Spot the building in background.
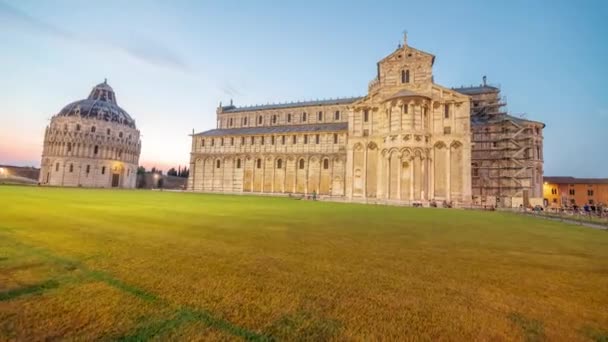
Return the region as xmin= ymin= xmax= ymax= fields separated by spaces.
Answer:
xmin=543 ymin=177 xmax=608 ymax=208
xmin=189 ymin=35 xmax=473 ymax=206
xmin=454 ymin=79 xmax=545 ymax=208
xmin=39 ymin=81 xmax=141 ymax=188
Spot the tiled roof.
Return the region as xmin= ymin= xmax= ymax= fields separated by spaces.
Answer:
xmin=386 ymin=89 xmax=428 ymax=101
xmin=453 ymin=85 xmax=499 ymax=95
xmin=544 ymin=177 xmax=608 ymax=185
xmin=471 ymin=113 xmax=545 ymax=127
xmin=194 ymin=122 xmax=348 ymax=137
xmin=220 ymin=97 xmax=363 ymax=113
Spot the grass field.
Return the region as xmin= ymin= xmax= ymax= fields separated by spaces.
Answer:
xmin=1 ymin=186 xmax=607 ymax=341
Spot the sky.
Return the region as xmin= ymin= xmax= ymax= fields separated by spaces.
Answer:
xmin=0 ymin=0 xmax=606 ymax=176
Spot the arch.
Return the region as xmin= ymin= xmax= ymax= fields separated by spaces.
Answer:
xmin=434 ymin=141 xmax=447 ymax=149
xmin=298 ymin=158 xmax=305 ymax=169
xmin=450 ymin=140 xmax=463 ymax=148
xmin=276 ymin=158 xmax=283 ymax=169
xmin=353 ymin=142 xmax=364 ymax=151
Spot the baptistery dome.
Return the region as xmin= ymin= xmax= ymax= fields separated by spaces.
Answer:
xmin=39 ymin=80 xmax=141 ymax=188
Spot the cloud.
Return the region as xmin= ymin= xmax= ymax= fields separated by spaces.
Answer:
xmin=0 ymin=1 xmax=190 ymax=72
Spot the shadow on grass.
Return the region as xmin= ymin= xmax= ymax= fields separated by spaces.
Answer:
xmin=508 ymin=312 xmax=545 ymax=342
xmin=0 ymin=279 xmax=60 ymax=301
xmin=581 ymin=326 xmax=608 ymax=342
xmin=115 ymin=308 xmax=272 ymax=342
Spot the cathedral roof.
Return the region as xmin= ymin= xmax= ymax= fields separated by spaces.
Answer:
xmin=55 ymin=80 xmax=136 ymax=128
xmin=471 ymin=113 xmax=545 ymax=128
xmin=385 ymin=89 xmax=429 ymax=101
xmin=194 ymin=122 xmax=348 ymax=137
xmin=219 ymin=97 xmax=363 ymax=113
xmin=453 ymin=85 xmax=499 ymax=95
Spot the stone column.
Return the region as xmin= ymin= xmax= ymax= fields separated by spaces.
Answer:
xmin=363 ymin=146 xmax=368 ymax=198
xmin=409 ymin=159 xmax=414 ymax=202
xmin=421 ymin=157 xmax=426 ymax=200
xmin=397 ymin=156 xmax=402 ymax=201
xmin=446 ymin=147 xmax=451 ymax=201
xmin=429 ymin=154 xmax=435 ymax=199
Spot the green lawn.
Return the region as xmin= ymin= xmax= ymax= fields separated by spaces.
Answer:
xmin=0 ymin=185 xmax=607 ymax=341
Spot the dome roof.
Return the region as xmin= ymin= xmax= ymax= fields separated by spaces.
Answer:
xmin=56 ymin=80 xmax=136 ymax=128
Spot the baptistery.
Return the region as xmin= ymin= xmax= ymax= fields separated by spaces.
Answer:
xmin=39 ymin=80 xmax=141 ymax=188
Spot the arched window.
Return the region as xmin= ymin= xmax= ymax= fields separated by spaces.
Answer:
xmin=292 ymin=135 xmax=296 ymax=144
xmin=272 ymin=115 xmax=277 ymax=124
xmin=76 ymin=124 xmax=81 ymax=131
xmin=216 ymin=160 xmax=221 ymax=168
xmin=401 ymin=69 xmax=410 ymax=83
xmin=243 ymin=117 xmax=248 ymax=126
xmin=251 ymin=136 xmax=254 ymax=144
xmin=287 ymin=113 xmax=292 ymax=123
xmin=211 ymin=139 xmax=215 ymax=146
xmin=229 ymin=118 xmax=233 ymax=127
xmin=55 ymin=163 xmax=59 ymax=171
xmin=318 ymin=111 xmax=323 ymax=121
xmin=91 ymin=126 xmax=96 ymax=133
xmin=334 ymin=111 xmax=340 ymax=120
xmin=257 ymin=158 xmax=262 ymax=169
xmin=67 ymin=142 xmax=72 ymax=152
xmin=364 ymin=110 xmax=369 ymax=122
xmin=271 ymin=136 xmax=275 ymax=145
xmin=261 ymin=136 xmax=265 ymax=145
xmin=315 ymin=134 xmax=320 ymax=144
xmin=241 ymin=137 xmax=245 ymax=145
xmin=258 ymin=115 xmax=263 ymax=124
xmin=220 ymin=138 xmax=224 ymax=146
xmin=236 ymin=159 xmax=241 ymax=169
xmin=281 ymin=135 xmax=285 ymax=144
xmin=333 ymin=133 xmax=338 ymax=144
xmin=107 ymin=128 xmax=111 ymax=135
xmin=101 ymin=166 xmax=106 ymax=175
xmin=472 ymin=163 xmax=479 ymax=177
xmin=277 ymin=159 xmax=282 ymax=169
xmin=201 ymin=139 xmax=205 ymax=147
xmin=86 ymin=165 xmax=90 ymax=174
xmin=444 ymin=104 xmax=450 ymax=119
xmin=299 ymin=159 xmax=305 ymax=169
xmin=302 ymin=112 xmax=307 ymax=122
xmin=323 ymin=159 xmax=329 ymax=169
xmin=230 ymin=137 xmax=234 ymax=146
xmin=304 ymin=135 xmax=308 ymax=144
xmin=119 ymin=132 xmax=123 ymax=138
xmin=94 ymin=145 xmax=99 ymax=155
xmin=69 ymin=164 xmax=73 ymax=172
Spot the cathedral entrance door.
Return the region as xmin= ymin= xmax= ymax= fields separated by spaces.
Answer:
xmin=111 ymin=173 xmax=120 ymax=187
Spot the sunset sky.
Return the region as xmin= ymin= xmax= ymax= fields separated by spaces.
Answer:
xmin=1 ymin=0 xmax=606 ymax=175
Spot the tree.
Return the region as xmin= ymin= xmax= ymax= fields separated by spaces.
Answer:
xmin=137 ymin=166 xmax=146 ymax=175
xmin=167 ymin=168 xmax=177 ymax=177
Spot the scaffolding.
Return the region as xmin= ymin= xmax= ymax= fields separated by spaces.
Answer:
xmin=454 ymin=80 xmax=545 ymax=207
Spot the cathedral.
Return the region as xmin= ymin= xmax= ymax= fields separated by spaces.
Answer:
xmin=188 ymin=35 xmax=476 ymax=205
